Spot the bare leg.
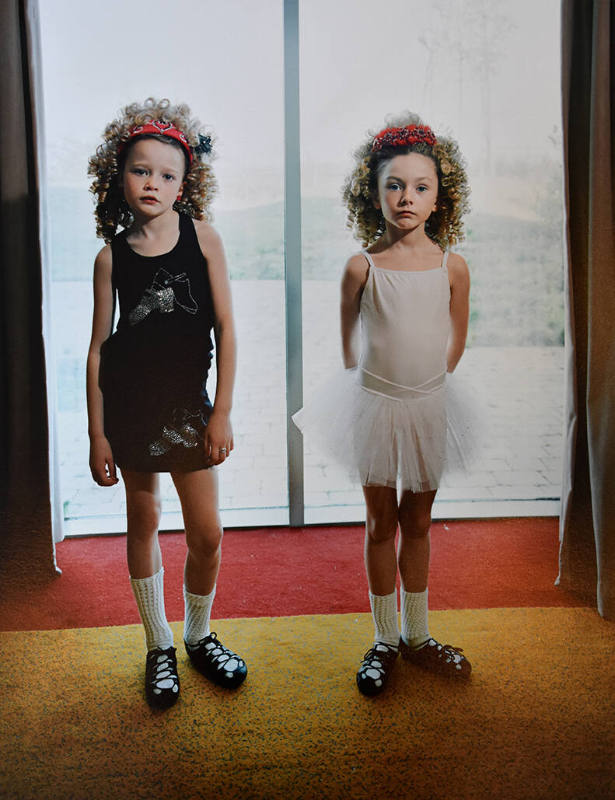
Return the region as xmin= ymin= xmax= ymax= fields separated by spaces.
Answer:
xmin=397 ymin=489 xmax=436 ymax=592
xmin=122 ymin=468 xmax=175 ymax=694
xmin=397 ymin=489 xmax=435 ymax=650
xmin=362 ymin=485 xmax=400 ymax=595
xmin=396 ymin=490 xmax=472 ymax=675
xmin=122 ymin=470 xmax=162 ymax=578
xmin=171 ymin=468 xmax=222 ymax=596
xmin=173 ymin=468 xmax=247 ymax=688
xmin=356 ymin=485 xmax=401 ymax=696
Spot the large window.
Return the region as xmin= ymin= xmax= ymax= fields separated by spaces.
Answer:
xmin=40 ymin=0 xmax=563 ymax=534
xmin=40 ymin=0 xmax=286 ymax=533
xmin=299 ymin=0 xmax=564 ymax=522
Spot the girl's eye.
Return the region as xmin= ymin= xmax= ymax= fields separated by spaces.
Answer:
xmin=132 ymin=168 xmax=147 ymax=176
xmin=163 ymin=174 xmax=176 ymax=181
xmin=417 ymin=185 xmax=428 ymax=192
xmin=387 ymin=182 xmax=402 ymax=191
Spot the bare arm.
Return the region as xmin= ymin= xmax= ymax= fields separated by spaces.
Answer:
xmin=340 ymin=254 xmax=369 ymax=369
xmin=196 ymin=221 xmax=236 ymax=465
xmin=446 ymin=254 xmax=470 ymax=372
xmin=86 ymin=245 xmax=118 ymax=485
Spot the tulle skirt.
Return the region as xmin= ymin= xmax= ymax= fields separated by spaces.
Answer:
xmin=293 ymin=367 xmax=475 ymax=493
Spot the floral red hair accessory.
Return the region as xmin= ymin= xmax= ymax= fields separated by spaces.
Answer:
xmin=122 ymin=120 xmax=193 ymax=162
xmin=371 ymin=124 xmax=436 ymax=152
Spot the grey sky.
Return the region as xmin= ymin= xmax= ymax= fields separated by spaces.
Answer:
xmin=39 ymin=0 xmax=560 ymax=210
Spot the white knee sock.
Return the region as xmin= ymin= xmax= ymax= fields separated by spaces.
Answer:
xmin=369 ymin=590 xmax=400 ymax=648
xmin=183 ymin=585 xmax=216 ymax=645
xmin=400 ymin=587 xmax=430 ymax=649
xmin=130 ymin=567 xmax=174 ymax=651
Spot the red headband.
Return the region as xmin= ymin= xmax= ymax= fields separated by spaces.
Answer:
xmin=122 ymin=120 xmax=193 ymax=163
xmin=372 ymin=124 xmax=436 ymax=152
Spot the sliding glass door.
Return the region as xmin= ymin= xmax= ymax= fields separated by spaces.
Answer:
xmin=40 ymin=0 xmax=563 ymax=534
xmin=299 ymin=0 xmax=564 ymax=523
xmin=40 ymin=0 xmax=287 ymax=532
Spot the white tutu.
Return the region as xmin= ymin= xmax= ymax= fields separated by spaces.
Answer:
xmin=293 ymin=366 xmax=476 ymax=493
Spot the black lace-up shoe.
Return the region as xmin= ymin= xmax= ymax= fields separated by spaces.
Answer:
xmin=399 ymin=637 xmax=471 ymax=679
xmin=185 ymin=632 xmax=247 ymax=689
xmin=356 ymin=642 xmax=399 ymax=696
xmin=145 ymin=646 xmax=180 ymax=709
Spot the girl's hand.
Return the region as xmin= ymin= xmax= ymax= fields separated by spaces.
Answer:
xmin=89 ymin=435 xmax=118 ymax=486
xmin=204 ymin=409 xmax=234 ymax=466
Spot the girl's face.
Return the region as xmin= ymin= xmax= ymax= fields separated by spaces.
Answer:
xmin=374 ymin=152 xmax=438 ymax=233
xmin=121 ymin=137 xmax=186 ymax=220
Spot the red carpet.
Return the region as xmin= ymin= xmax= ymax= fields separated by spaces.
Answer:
xmin=1 ymin=518 xmax=581 ymax=631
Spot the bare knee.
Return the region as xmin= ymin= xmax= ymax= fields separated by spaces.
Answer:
xmin=186 ymin=523 xmax=223 ymax=561
xmin=399 ymin=508 xmax=432 ymax=539
xmin=366 ymin=509 xmax=398 ymax=545
xmin=126 ymin=495 xmax=161 ymax=541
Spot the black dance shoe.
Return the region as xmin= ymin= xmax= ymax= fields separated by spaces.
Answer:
xmin=185 ymin=632 xmax=247 ymax=689
xmin=145 ymin=646 xmax=180 ymax=709
xmin=356 ymin=642 xmax=399 ymax=696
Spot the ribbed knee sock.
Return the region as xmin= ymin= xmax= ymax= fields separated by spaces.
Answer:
xmin=183 ymin=585 xmax=216 ymax=645
xmin=400 ymin=587 xmax=430 ymax=649
xmin=369 ymin=590 xmax=400 ymax=648
xmin=130 ymin=567 xmax=174 ymax=651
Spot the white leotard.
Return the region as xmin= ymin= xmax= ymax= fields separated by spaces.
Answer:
xmin=358 ymin=250 xmax=450 ymax=400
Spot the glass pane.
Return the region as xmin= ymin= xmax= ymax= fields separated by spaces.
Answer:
xmin=299 ymin=0 xmax=564 ymax=522
xmin=39 ymin=0 xmax=286 ymax=533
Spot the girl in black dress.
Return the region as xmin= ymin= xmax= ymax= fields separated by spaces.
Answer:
xmin=87 ymin=98 xmax=246 ymax=708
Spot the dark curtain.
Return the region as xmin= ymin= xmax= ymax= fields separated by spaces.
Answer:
xmin=558 ymin=0 xmax=615 ymax=619
xmin=0 ymin=0 xmax=57 ymax=579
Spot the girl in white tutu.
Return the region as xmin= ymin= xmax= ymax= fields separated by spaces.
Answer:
xmin=294 ymin=113 xmax=473 ymax=695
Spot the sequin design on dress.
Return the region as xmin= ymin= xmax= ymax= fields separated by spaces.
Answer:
xmin=149 ymin=408 xmax=206 ymax=457
xmin=129 ymin=268 xmax=198 ymax=326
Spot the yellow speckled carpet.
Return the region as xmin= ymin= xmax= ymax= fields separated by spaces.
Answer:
xmin=1 ymin=608 xmax=614 ymax=800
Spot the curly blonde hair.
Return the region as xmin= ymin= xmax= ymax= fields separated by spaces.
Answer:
xmin=88 ymin=97 xmax=217 ymax=243
xmin=342 ymin=112 xmax=470 ymax=249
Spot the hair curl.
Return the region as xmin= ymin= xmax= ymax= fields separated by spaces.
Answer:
xmin=88 ymin=97 xmax=217 ymax=243
xmin=342 ymin=112 xmax=470 ymax=250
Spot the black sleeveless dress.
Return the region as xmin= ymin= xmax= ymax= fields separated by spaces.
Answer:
xmin=99 ymin=213 xmax=215 ymax=472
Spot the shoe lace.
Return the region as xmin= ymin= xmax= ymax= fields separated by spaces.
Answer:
xmin=433 ymin=640 xmax=465 ymax=663
xmin=147 ymin=648 xmax=178 ymax=687
xmin=148 ymin=647 xmax=176 ymax=665
xmin=202 ymin=632 xmax=238 ymax=667
xmin=362 ymin=643 xmax=397 ymax=667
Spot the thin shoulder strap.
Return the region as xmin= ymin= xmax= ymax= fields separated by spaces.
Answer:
xmin=179 ymin=209 xmax=193 ymax=240
xmin=362 ymin=249 xmax=376 ymax=270
xmin=441 ymin=249 xmax=449 ymax=269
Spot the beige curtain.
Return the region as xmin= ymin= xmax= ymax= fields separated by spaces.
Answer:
xmin=0 ymin=0 xmax=58 ymax=578
xmin=558 ymin=0 xmax=615 ymax=619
